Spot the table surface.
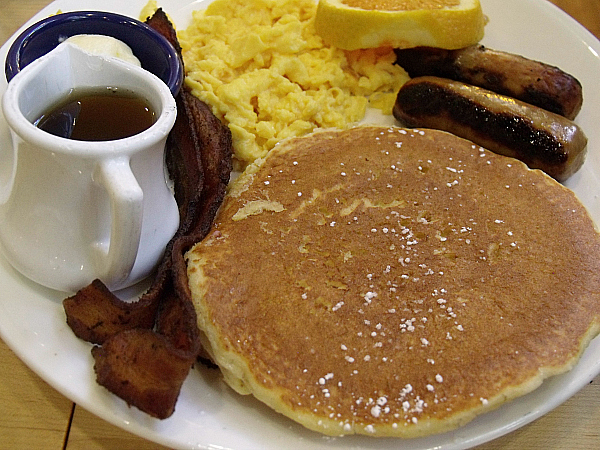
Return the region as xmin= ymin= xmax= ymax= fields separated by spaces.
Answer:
xmin=1 ymin=0 xmax=600 ymax=449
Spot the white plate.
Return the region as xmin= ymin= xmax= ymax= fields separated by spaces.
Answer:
xmin=1 ymin=0 xmax=599 ymax=448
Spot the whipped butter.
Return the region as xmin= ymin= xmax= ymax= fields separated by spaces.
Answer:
xmin=64 ymin=34 xmax=141 ymax=66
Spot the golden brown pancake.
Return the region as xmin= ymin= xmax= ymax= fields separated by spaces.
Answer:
xmin=186 ymin=126 xmax=600 ymax=437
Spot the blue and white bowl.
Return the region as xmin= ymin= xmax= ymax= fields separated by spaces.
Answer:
xmin=4 ymin=10 xmax=183 ymax=96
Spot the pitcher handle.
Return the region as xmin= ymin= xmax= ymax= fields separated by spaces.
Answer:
xmin=93 ymin=157 xmax=143 ymax=288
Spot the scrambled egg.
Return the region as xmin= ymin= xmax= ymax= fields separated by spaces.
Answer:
xmin=179 ymin=0 xmax=409 ymax=168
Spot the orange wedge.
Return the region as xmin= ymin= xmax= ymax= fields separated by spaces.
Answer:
xmin=314 ymin=0 xmax=486 ymax=50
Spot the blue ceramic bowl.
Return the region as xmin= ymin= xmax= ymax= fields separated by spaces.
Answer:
xmin=5 ymin=11 xmax=183 ymax=96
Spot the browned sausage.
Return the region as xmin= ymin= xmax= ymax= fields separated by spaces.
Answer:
xmin=394 ymin=45 xmax=583 ymax=120
xmin=393 ymin=76 xmax=587 ymax=181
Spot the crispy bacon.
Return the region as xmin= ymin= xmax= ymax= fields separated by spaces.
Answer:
xmin=62 ymin=9 xmax=232 ymax=419
xmin=63 ymin=279 xmax=158 ymax=345
xmin=92 ymin=329 xmax=192 ymax=419
xmin=145 ymin=8 xmax=182 ymax=56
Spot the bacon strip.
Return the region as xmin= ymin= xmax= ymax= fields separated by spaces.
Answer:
xmin=62 ymin=9 xmax=232 ymax=419
xmin=92 ymin=329 xmax=192 ymax=420
xmin=63 ymin=279 xmax=158 ymax=345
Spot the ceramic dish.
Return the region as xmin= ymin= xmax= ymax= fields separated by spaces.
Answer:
xmin=0 ymin=0 xmax=599 ymax=448
xmin=4 ymin=10 xmax=184 ymax=96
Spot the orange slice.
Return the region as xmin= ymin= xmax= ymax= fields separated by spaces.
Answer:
xmin=314 ymin=0 xmax=486 ymax=50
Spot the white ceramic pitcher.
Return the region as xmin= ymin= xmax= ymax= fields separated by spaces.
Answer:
xmin=1 ymin=43 xmax=179 ymax=292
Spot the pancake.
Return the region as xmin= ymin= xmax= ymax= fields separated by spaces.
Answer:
xmin=186 ymin=126 xmax=600 ymax=437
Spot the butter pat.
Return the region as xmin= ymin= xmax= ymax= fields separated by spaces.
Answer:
xmin=63 ymin=35 xmax=141 ymax=66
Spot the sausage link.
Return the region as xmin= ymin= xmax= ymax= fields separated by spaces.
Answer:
xmin=393 ymin=76 xmax=587 ymax=181
xmin=394 ymin=45 xmax=583 ymax=120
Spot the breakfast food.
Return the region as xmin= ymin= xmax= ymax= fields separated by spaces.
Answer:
xmin=92 ymin=328 xmax=194 ymax=419
xmin=61 ymin=0 xmax=595 ymax=429
xmin=178 ymin=0 xmax=409 ymax=168
xmin=393 ymin=76 xmax=588 ymax=181
xmin=35 ymin=87 xmax=156 ymax=140
xmin=394 ymin=45 xmax=583 ymax=120
xmin=63 ymin=35 xmax=142 ymax=66
xmin=314 ymin=0 xmax=486 ymax=51
xmin=186 ymin=125 xmax=600 ymax=437
xmin=63 ymin=9 xmax=232 ymax=419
